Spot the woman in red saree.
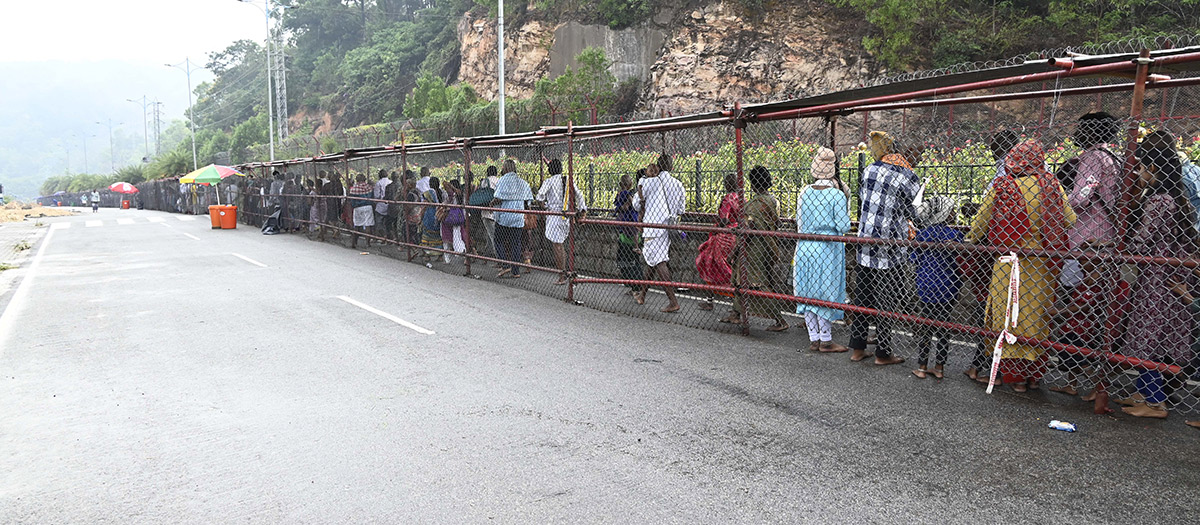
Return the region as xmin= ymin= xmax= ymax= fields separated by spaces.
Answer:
xmin=696 ymin=173 xmax=741 ymax=316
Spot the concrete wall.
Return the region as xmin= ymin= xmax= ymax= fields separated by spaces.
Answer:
xmin=550 ymin=22 xmax=665 ymax=83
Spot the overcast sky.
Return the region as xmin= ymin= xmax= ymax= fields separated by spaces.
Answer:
xmin=1 ymin=0 xmax=267 ymax=64
xmin=0 ymin=0 xmax=289 ymax=196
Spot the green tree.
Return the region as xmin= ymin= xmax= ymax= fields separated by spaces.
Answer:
xmin=404 ymin=72 xmax=482 ymax=118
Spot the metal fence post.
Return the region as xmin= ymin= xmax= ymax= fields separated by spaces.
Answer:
xmin=566 ymin=123 xmax=578 ymax=303
xmin=693 ymin=159 xmax=702 ymax=211
xmin=400 ymin=137 xmax=411 ymax=261
xmin=733 ymin=103 xmax=749 ymax=335
xmin=463 ymin=143 xmax=473 ymax=277
xmin=1097 ymin=48 xmax=1153 ymax=414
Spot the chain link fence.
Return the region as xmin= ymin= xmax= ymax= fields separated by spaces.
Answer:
xmin=135 ymin=45 xmax=1200 ymax=422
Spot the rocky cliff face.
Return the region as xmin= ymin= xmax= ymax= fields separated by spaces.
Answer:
xmin=456 ymin=1 xmax=882 ymax=114
xmin=651 ymin=2 xmax=881 ymax=113
xmin=457 ymin=13 xmax=555 ymax=101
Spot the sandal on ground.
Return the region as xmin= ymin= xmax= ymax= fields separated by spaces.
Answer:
xmin=1186 ymin=420 xmax=1200 ymax=429
xmin=497 ymin=268 xmax=511 ymax=278
xmin=806 ymin=341 xmax=820 ymax=353
xmin=1027 ymin=379 xmax=1040 ymax=391
xmin=912 ymin=367 xmax=929 ymax=379
xmin=929 ymin=366 xmax=945 ymax=379
xmin=661 ymin=304 xmax=680 ymax=313
xmin=1011 ymin=382 xmax=1027 ymax=393
xmin=850 ymin=349 xmax=870 ymax=362
xmin=719 ymin=313 xmax=740 ymax=323
xmin=1049 ymin=385 xmax=1079 ymax=396
xmin=634 ymin=293 xmax=646 ymax=305
xmin=819 ymin=342 xmax=849 ymax=353
xmin=554 ymin=278 xmax=568 ymax=286
xmin=963 ymin=367 xmax=979 ymax=380
xmin=765 ymin=323 xmax=789 ymax=332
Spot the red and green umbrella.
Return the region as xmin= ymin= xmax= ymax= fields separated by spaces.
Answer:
xmin=179 ymin=164 xmax=246 ymax=185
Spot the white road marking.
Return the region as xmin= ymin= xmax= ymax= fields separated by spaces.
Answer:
xmin=177 ymin=216 xmax=196 ymax=222
xmin=117 ymin=218 xmax=134 ymax=225
xmin=85 ymin=220 xmax=102 ymax=228
xmin=336 ymin=296 xmax=435 ymax=335
xmin=147 ymin=217 xmax=165 ymax=223
xmin=0 ymin=229 xmax=54 ymax=354
xmin=230 ymin=253 xmax=267 ymax=268
xmin=50 ymin=223 xmax=71 ymax=230
xmin=182 ymin=233 xmax=201 ymax=241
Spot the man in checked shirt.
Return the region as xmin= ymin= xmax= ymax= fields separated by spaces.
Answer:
xmin=846 ymin=131 xmax=924 ymax=365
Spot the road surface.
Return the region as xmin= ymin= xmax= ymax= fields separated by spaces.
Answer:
xmin=1 ymin=209 xmax=1198 ymax=523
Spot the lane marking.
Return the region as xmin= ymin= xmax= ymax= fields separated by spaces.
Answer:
xmin=230 ymin=252 xmax=267 ymax=268
xmin=117 ymin=218 xmax=134 ymax=225
xmin=0 ymin=229 xmax=55 ymax=354
xmin=336 ymin=295 xmax=435 ymax=335
xmin=147 ymin=217 xmax=165 ymax=223
xmin=177 ymin=216 xmax=196 ymax=222
xmin=182 ymin=233 xmax=201 ymax=241
xmin=50 ymin=223 xmax=71 ymax=230
xmin=85 ymin=220 xmax=102 ymax=228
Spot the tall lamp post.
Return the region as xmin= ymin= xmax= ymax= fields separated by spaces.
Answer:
xmin=166 ymin=58 xmax=202 ymax=170
xmin=73 ymin=133 xmax=96 ymax=174
xmin=95 ymin=119 xmax=123 ymax=173
xmin=498 ymin=0 xmax=506 ymax=136
xmin=127 ymin=96 xmax=151 ymax=161
xmin=237 ymin=0 xmax=291 ymax=162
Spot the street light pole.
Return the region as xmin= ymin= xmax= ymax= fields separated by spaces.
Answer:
xmin=167 ymin=58 xmax=201 ymax=170
xmin=95 ymin=119 xmax=121 ymax=173
xmin=127 ymin=96 xmax=150 ymax=160
xmin=237 ymin=0 xmax=277 ymax=162
xmin=498 ymin=0 xmax=506 ymax=136
xmin=74 ymin=133 xmax=95 ymax=174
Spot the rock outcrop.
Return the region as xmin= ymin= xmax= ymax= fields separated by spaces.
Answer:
xmin=456 ymin=1 xmax=882 ymax=114
xmin=457 ymin=14 xmax=556 ymax=101
xmin=650 ymin=2 xmax=880 ymax=113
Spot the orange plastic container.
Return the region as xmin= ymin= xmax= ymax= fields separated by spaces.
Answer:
xmin=209 ymin=205 xmax=221 ymax=229
xmin=121 ymin=200 xmax=130 ymax=209
xmin=218 ymin=205 xmax=238 ymax=229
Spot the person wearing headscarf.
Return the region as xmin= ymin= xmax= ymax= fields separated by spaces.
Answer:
xmin=794 ymin=147 xmax=852 ymax=351
xmin=909 ymin=195 xmax=963 ymax=379
xmin=844 ymin=131 xmax=923 ymax=365
xmin=967 ymin=140 xmax=1076 ymax=392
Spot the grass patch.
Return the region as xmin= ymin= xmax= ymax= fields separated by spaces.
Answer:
xmin=0 ymin=263 xmax=16 ymax=272
xmin=14 ymin=240 xmax=32 ymax=252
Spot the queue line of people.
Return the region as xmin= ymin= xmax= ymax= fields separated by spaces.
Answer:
xmin=149 ymin=114 xmax=1200 ymax=427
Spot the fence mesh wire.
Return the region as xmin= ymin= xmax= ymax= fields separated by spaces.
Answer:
xmin=132 ymin=58 xmax=1200 ymax=421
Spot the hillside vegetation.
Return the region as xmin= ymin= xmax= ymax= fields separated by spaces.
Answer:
xmin=43 ymin=0 xmax=1200 ymax=194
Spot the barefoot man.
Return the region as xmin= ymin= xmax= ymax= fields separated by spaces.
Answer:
xmin=633 ymin=155 xmax=686 ymax=313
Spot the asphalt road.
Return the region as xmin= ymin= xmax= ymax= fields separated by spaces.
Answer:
xmin=1 ymin=208 xmax=1198 ymax=523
